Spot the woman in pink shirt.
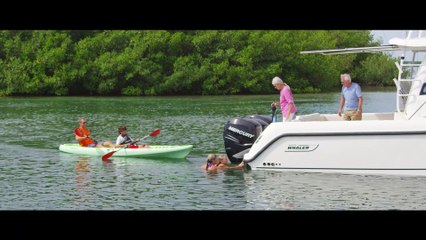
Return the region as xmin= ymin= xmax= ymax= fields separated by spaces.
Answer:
xmin=271 ymin=76 xmax=297 ymax=122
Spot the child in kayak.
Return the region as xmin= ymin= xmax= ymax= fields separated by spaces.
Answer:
xmin=116 ymin=125 xmax=149 ymax=148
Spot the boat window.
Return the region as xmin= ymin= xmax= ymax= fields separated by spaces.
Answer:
xmin=421 ymin=83 xmax=426 ymax=95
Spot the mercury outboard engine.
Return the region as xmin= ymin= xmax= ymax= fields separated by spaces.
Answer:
xmin=223 ymin=115 xmax=272 ymax=164
xmin=247 ymin=115 xmax=272 ymax=130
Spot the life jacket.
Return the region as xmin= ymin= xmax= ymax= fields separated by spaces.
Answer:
xmin=119 ymin=134 xmax=139 ymax=148
xmin=118 ymin=134 xmax=133 ymax=145
xmin=74 ymin=127 xmax=95 ymax=147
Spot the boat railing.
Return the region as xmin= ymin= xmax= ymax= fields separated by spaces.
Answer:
xmin=393 ymin=59 xmax=424 ymax=113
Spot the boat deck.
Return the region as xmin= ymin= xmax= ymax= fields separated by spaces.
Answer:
xmin=294 ymin=112 xmax=399 ymax=122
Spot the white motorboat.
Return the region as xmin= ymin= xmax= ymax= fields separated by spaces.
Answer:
xmin=224 ymin=30 xmax=426 ymax=176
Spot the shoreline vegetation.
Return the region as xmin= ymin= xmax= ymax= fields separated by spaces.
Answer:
xmin=0 ymin=30 xmax=398 ymax=97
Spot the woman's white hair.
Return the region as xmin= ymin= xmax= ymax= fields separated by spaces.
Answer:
xmin=272 ymin=76 xmax=284 ymax=85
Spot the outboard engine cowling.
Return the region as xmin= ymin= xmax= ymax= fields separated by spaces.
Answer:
xmin=223 ymin=116 xmax=267 ymax=164
xmin=247 ymin=115 xmax=272 ymax=130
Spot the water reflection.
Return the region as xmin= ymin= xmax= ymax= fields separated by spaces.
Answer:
xmin=205 ymin=170 xmax=220 ymax=179
xmin=222 ymin=169 xmax=248 ymax=207
xmin=223 ymin=168 xmax=246 ymax=180
xmin=242 ymin=171 xmax=298 ymax=210
xmin=74 ymin=157 xmax=92 ymax=205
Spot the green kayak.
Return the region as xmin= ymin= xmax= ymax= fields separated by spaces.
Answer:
xmin=59 ymin=144 xmax=193 ymax=159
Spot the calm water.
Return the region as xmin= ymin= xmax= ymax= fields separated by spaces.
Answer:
xmin=2 ymin=91 xmax=426 ymax=210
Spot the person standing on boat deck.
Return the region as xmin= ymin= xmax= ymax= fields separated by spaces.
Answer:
xmin=271 ymin=76 xmax=297 ymax=122
xmin=116 ymin=125 xmax=149 ymax=148
xmin=74 ymin=117 xmax=114 ymax=148
xmin=338 ymin=73 xmax=363 ymax=121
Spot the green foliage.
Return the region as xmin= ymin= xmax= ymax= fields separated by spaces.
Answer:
xmin=0 ymin=31 xmax=73 ymax=96
xmin=122 ymin=86 xmax=142 ymax=96
xmin=352 ymin=54 xmax=398 ymax=86
xmin=0 ymin=30 xmax=398 ymax=96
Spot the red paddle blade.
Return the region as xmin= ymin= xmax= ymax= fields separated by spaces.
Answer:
xmin=149 ymin=128 xmax=161 ymax=137
xmin=102 ymin=151 xmax=116 ymax=161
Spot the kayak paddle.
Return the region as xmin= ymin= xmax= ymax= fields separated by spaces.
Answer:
xmin=101 ymin=128 xmax=161 ymax=161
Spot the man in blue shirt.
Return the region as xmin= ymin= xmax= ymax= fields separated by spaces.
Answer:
xmin=338 ymin=73 xmax=363 ymax=121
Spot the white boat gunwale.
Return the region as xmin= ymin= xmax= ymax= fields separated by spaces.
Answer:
xmin=244 ymin=129 xmax=426 ymax=163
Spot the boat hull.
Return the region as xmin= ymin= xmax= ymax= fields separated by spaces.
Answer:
xmin=243 ymin=120 xmax=426 ymax=176
xmin=59 ymin=144 xmax=193 ymax=159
